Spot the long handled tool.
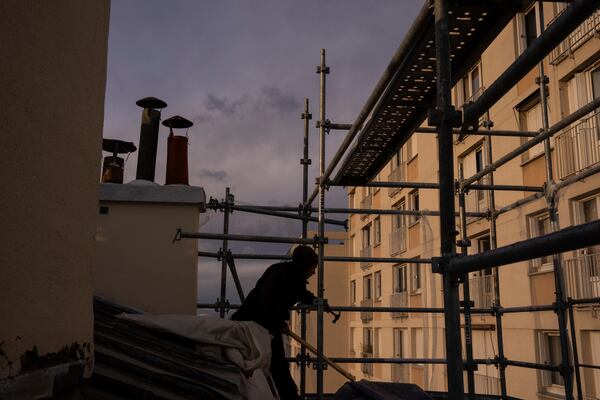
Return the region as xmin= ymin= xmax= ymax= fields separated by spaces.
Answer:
xmin=286 ymin=330 xmax=355 ymax=382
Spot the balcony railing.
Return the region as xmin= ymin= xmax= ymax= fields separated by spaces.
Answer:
xmin=555 ymin=109 xmax=600 ymax=179
xmin=390 ymin=291 xmax=409 ymax=319
xmin=469 ymin=275 xmax=495 ymax=309
xmin=361 ymin=298 xmax=373 ymax=322
xmin=387 ymin=162 xmax=407 ymax=197
xmin=550 ymin=8 xmax=600 ymax=65
xmin=474 ymin=373 xmax=500 ymax=396
xmin=563 ymin=253 xmax=600 ymax=300
xmin=391 ymin=364 xmax=409 ymax=383
xmin=360 ymin=194 xmax=372 ymax=220
xmin=389 ymin=227 xmax=407 ymax=255
xmin=360 ymin=246 xmax=372 ymax=270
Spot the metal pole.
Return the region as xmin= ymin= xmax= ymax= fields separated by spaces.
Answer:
xmin=226 ymin=251 xmax=245 ymax=303
xmin=316 ymin=48 xmax=329 ymax=400
xmin=233 ymin=204 xmax=347 ymax=227
xmin=300 ymin=97 xmax=312 ymax=399
xmin=322 ymin=207 xmax=487 ymax=218
xmin=434 ymin=0 xmax=464 ymax=397
xmin=537 ymin=5 xmax=573 ymax=397
xmin=484 ymin=120 xmax=508 ymax=398
xmin=414 ymin=126 xmax=538 ymax=137
xmin=567 ymin=300 xmax=583 ymax=400
xmin=458 ymin=165 xmax=475 ymax=399
xmin=178 ymin=231 xmax=318 ymax=245
xmin=219 ymin=187 xmax=231 ymax=318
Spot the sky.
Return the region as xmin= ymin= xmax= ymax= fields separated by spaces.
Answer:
xmin=103 ymin=0 xmax=423 ymax=310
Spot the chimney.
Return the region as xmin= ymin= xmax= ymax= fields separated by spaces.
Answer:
xmin=101 ymin=139 xmax=137 ymax=184
xmin=135 ymin=97 xmax=168 ymax=182
xmin=162 ymin=115 xmax=193 ymax=185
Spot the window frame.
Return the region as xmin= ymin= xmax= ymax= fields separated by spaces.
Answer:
xmin=528 ymin=211 xmax=554 ymax=273
xmin=350 ymin=280 xmax=356 ymax=304
xmin=393 ymin=264 xmax=408 ymax=294
xmin=373 ymin=217 xmax=381 ymax=246
xmin=374 ymin=270 xmax=382 ymax=300
xmin=411 ymin=262 xmax=422 ymax=294
xmin=409 ymin=190 xmax=420 ymax=225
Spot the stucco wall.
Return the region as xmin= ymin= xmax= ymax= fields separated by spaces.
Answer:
xmin=96 ymin=202 xmax=199 ymax=314
xmin=0 ymin=0 xmax=110 ymax=379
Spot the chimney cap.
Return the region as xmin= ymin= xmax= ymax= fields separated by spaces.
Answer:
xmin=162 ymin=115 xmax=193 ymax=129
xmin=103 ymin=138 xmax=137 ymax=154
xmin=136 ymin=97 xmax=168 ymax=109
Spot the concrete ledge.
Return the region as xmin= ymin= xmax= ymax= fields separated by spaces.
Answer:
xmin=100 ymin=180 xmax=206 ymax=211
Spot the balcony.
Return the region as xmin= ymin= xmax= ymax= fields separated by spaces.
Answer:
xmin=563 ymin=253 xmax=600 ymax=300
xmin=361 ymin=298 xmax=373 ymax=322
xmin=391 ymin=364 xmax=409 ymax=383
xmin=469 ymin=275 xmax=495 ymax=309
xmin=390 ymin=291 xmax=409 ymax=319
xmin=387 ymin=162 xmax=407 ymax=197
xmin=550 ymin=8 xmax=600 ymax=65
xmin=473 ymin=373 xmax=500 ymax=396
xmin=360 ymin=194 xmax=372 ymax=220
xmin=389 ymin=227 xmax=407 ymax=255
xmin=555 ymin=109 xmax=600 ymax=179
xmin=360 ymin=246 xmax=373 ymax=270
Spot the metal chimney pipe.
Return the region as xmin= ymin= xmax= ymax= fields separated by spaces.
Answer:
xmin=135 ymin=97 xmax=167 ymax=181
xmin=162 ymin=115 xmax=193 ymax=185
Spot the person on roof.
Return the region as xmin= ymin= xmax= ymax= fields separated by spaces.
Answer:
xmin=231 ymin=245 xmax=318 ymax=400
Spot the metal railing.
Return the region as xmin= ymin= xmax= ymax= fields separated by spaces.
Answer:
xmin=391 ymin=364 xmax=409 ymax=383
xmin=474 ymin=373 xmax=501 ymax=396
xmin=563 ymin=253 xmax=600 ymax=300
xmin=390 ymin=292 xmax=409 ymax=319
xmin=387 ymin=162 xmax=407 ymax=197
xmin=469 ymin=275 xmax=495 ymax=309
xmin=389 ymin=226 xmax=407 ymax=255
xmin=556 ymin=109 xmax=600 ymax=179
xmin=361 ymin=298 xmax=373 ymax=322
xmin=550 ymin=8 xmax=600 ymax=65
xmin=360 ymin=246 xmax=373 ymax=269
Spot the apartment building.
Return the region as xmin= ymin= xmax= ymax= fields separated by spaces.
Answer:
xmin=347 ymin=3 xmax=600 ymax=399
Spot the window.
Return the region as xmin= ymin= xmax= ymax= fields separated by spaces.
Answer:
xmin=374 ymin=217 xmax=381 ymax=246
xmin=392 ymin=199 xmax=407 ymax=231
xmin=411 ymin=262 xmax=422 ymax=293
xmin=391 ymin=149 xmax=405 ymax=169
xmin=519 ymin=99 xmax=545 ymax=161
xmin=350 ymin=280 xmax=356 ymax=304
xmin=393 ymin=265 xmax=408 ymax=293
xmin=362 ymin=225 xmax=371 ymax=249
xmin=454 ymin=61 xmax=483 ymax=107
xmin=363 ymin=274 xmax=372 ymax=300
xmin=363 ymin=328 xmax=373 ymax=354
xmin=350 ymin=327 xmax=355 ymax=354
xmin=393 ymin=328 xmax=404 ymax=357
xmin=409 ymin=190 xmax=420 ymax=224
xmin=529 ymin=212 xmax=554 ymax=272
xmin=574 ymin=194 xmax=600 ymax=256
xmin=538 ymin=331 xmax=565 ymax=394
xmin=407 ymin=136 xmax=418 ymax=160
xmin=411 ymin=328 xmax=424 ymax=365
xmin=517 ymin=5 xmax=539 ymax=54
xmin=460 ymin=145 xmax=487 ymax=212
xmin=374 ymin=271 xmax=382 ymax=300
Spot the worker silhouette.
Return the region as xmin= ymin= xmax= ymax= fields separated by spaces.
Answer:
xmin=231 ymin=245 xmax=318 ymax=400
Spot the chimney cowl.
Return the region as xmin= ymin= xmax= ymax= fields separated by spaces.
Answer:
xmin=136 ymin=97 xmax=168 ymax=109
xmin=162 ymin=115 xmax=193 ymax=129
xmin=101 ymin=139 xmax=136 ymax=184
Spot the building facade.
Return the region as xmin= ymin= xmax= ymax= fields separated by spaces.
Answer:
xmin=346 ymin=3 xmax=600 ymax=399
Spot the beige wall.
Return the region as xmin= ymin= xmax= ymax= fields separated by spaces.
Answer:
xmin=96 ymin=202 xmax=199 ymax=314
xmin=0 ymin=0 xmax=110 ymax=380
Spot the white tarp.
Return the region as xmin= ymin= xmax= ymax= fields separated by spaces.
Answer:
xmin=118 ymin=314 xmax=278 ymax=400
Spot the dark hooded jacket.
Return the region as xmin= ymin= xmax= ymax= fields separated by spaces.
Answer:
xmin=231 ymin=260 xmax=315 ymax=333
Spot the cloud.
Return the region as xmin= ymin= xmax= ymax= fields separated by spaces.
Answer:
xmin=260 ymin=86 xmax=300 ymax=114
xmin=204 ymin=94 xmax=246 ymax=115
xmin=198 ymin=169 xmax=228 ymax=181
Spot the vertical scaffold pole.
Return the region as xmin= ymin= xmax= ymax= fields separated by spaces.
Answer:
xmin=537 ymin=4 xmax=574 ymax=398
xmin=567 ymin=300 xmax=583 ymax=400
xmin=458 ymin=165 xmax=475 ymax=400
xmin=316 ymin=49 xmax=328 ymax=400
xmin=433 ymin=1 xmax=464 ymax=398
xmin=300 ymin=98 xmax=312 ymax=399
xmin=484 ymin=118 xmax=508 ymax=398
xmin=219 ymin=187 xmax=231 ymax=318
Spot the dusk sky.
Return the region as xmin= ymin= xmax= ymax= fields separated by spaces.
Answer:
xmin=103 ymin=0 xmax=423 ymax=308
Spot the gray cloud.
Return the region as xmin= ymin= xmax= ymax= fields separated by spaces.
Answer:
xmin=198 ymin=168 xmax=228 ymax=181
xmin=260 ymin=86 xmax=300 ymax=114
xmin=204 ymin=94 xmax=246 ymax=115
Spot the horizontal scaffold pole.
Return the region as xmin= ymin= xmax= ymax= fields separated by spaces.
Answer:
xmin=414 ymin=127 xmax=538 ymax=137
xmin=232 ymin=205 xmax=347 ymax=227
xmin=464 ymin=97 xmax=600 ymax=186
xmin=443 ymin=219 xmax=600 ymax=274
xmin=462 ymin=0 xmax=599 ymax=128
xmin=198 ymin=251 xmax=431 ymax=265
xmin=323 ymin=207 xmax=487 ymax=218
xmin=333 ymin=181 xmax=543 ymax=192
xmin=176 ymin=230 xmax=321 ymax=245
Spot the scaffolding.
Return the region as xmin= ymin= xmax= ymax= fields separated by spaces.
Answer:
xmin=182 ymin=0 xmax=600 ymax=398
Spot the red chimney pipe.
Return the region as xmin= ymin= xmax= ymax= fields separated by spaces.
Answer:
xmin=162 ymin=116 xmax=193 ymax=185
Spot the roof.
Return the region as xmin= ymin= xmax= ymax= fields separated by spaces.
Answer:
xmin=333 ymin=1 xmax=531 ymax=185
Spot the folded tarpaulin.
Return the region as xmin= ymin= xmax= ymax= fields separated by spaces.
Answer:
xmin=118 ymin=313 xmax=278 ymax=400
xmin=331 ymin=381 xmax=432 ymax=400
